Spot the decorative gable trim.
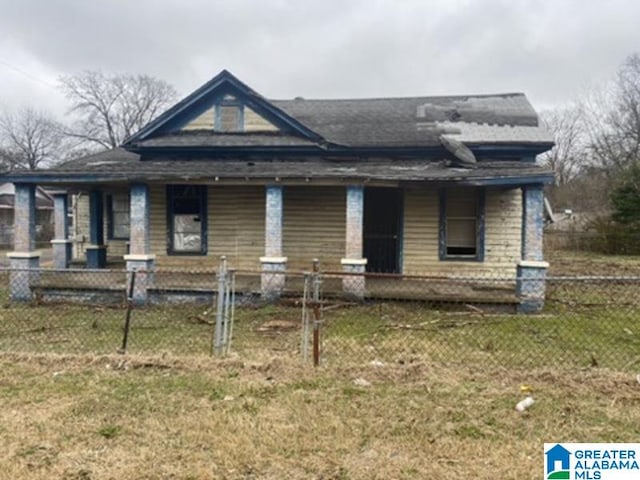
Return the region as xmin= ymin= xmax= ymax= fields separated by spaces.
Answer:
xmin=123 ymin=70 xmax=324 ymax=146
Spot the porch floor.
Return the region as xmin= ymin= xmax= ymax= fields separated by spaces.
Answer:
xmin=30 ymin=268 xmax=519 ymax=308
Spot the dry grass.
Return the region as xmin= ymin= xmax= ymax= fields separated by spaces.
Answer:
xmin=1 ymin=352 xmax=639 ymax=479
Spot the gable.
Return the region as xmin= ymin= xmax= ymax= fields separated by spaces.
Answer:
xmin=124 ymin=70 xmax=321 ymax=146
xmin=181 ymin=96 xmax=279 ymax=133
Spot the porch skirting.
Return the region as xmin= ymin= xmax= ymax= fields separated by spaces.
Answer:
xmin=260 ymin=256 xmax=287 ymax=300
xmin=341 ymin=258 xmax=367 ymax=298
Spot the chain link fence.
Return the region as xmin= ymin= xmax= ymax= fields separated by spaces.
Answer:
xmin=0 ymin=261 xmax=639 ymax=373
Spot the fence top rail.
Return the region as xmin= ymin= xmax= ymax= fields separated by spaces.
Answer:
xmin=3 ymin=266 xmax=640 ymax=283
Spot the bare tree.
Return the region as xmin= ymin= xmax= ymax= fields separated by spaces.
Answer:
xmin=0 ymin=107 xmax=65 ymax=170
xmin=585 ymin=53 xmax=640 ymax=174
xmin=59 ymin=71 xmax=178 ymax=149
xmin=539 ymin=104 xmax=587 ymax=185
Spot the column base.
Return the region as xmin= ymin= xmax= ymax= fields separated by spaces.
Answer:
xmin=86 ymin=245 xmax=107 ymax=269
xmin=341 ymin=258 xmax=367 ymax=298
xmin=516 ymin=260 xmax=549 ymax=313
xmin=51 ymin=239 xmax=73 ymax=269
xmin=260 ymin=256 xmax=287 ymax=301
xmin=125 ymin=255 xmax=156 ymax=305
xmin=7 ymin=252 xmax=41 ymax=301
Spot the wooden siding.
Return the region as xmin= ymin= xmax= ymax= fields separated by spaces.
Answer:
xmin=207 ymin=186 xmax=264 ymax=270
xmin=71 ymin=184 xmax=523 ymax=277
xmin=283 ymin=186 xmax=345 ymax=272
xmin=72 ymin=193 xmax=89 ymax=259
xmin=151 ymin=185 xmax=265 ymax=269
xmin=402 ymin=187 xmax=522 ymax=276
xmin=182 ymin=107 xmax=214 ymax=130
xmin=244 ymin=107 xmax=279 ymax=132
xmin=181 ymin=105 xmax=278 ymax=132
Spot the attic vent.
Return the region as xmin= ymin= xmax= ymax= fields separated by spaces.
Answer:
xmin=294 ymin=96 xmax=305 ymax=101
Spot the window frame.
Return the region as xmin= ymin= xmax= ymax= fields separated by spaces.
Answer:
xmin=166 ymin=184 xmax=208 ymax=256
xmin=106 ymin=192 xmax=130 ymax=241
xmin=214 ymin=95 xmax=245 ymax=132
xmin=439 ymin=188 xmax=485 ymax=262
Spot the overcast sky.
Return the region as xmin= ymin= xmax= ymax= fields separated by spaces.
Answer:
xmin=1 ymin=0 xmax=639 ymax=119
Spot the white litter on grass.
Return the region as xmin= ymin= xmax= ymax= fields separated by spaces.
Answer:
xmin=636 ymin=374 xmax=640 ymax=385
xmin=370 ymin=360 xmax=385 ymax=367
xmin=515 ymin=396 xmax=535 ymax=412
xmin=353 ymin=378 xmax=372 ymax=387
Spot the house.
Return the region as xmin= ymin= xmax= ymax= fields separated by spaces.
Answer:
xmin=0 ymin=183 xmax=54 ymax=247
xmin=2 ymin=70 xmax=554 ymax=310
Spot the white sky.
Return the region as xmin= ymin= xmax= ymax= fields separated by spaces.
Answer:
xmin=1 ymin=0 xmax=639 ymax=118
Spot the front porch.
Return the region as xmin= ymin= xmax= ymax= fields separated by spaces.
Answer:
xmin=6 ymin=180 xmax=547 ymax=312
xmin=17 ymin=264 xmax=520 ymax=313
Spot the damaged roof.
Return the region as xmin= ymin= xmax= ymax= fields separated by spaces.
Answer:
xmin=7 ymin=147 xmax=553 ymax=186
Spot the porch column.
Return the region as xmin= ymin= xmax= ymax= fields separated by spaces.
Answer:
xmin=260 ymin=185 xmax=287 ymax=299
xmin=86 ymin=189 xmax=107 ymax=268
xmin=50 ymin=192 xmax=72 ymax=268
xmin=517 ymin=184 xmax=549 ymax=313
xmin=124 ymin=183 xmax=155 ymax=304
xmin=341 ymin=185 xmax=367 ymax=297
xmin=7 ymin=183 xmax=40 ymax=301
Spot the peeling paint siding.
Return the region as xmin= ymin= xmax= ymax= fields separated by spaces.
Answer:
xmin=150 ymin=184 xmax=265 ymax=269
xmin=208 ymin=186 xmax=264 ymax=269
xmin=244 ymin=107 xmax=279 ymax=132
xmin=402 ymin=187 xmax=521 ymax=276
xmin=73 ymin=194 xmax=90 ymax=259
xmin=283 ymin=186 xmax=345 ymax=272
xmin=182 ymin=107 xmax=214 ymax=130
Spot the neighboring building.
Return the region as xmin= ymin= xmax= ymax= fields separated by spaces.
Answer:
xmin=3 ymin=70 xmax=554 ymax=310
xmin=0 ymin=183 xmax=54 ymax=247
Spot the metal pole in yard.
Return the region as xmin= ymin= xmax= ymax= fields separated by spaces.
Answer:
xmin=312 ymin=259 xmax=321 ymax=367
xmin=119 ymin=270 xmax=136 ymax=354
xmin=221 ymin=265 xmax=232 ymax=353
xmin=301 ymin=273 xmax=310 ymax=362
xmin=226 ymin=269 xmax=236 ymax=355
xmin=212 ymin=256 xmax=227 ymax=356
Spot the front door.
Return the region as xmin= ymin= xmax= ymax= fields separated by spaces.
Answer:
xmin=363 ymin=187 xmax=403 ymax=273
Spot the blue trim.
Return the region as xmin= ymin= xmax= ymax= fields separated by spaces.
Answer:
xmin=439 ymin=187 xmax=485 ymax=262
xmin=166 ymin=185 xmax=208 ymax=256
xmin=1 ymin=171 xmax=555 ymax=187
xmin=214 ymin=103 xmax=222 ymax=131
xmin=106 ymin=193 xmax=130 ymax=240
xmin=124 ymin=70 xmax=323 ymax=144
xmin=238 ymin=104 xmax=245 ymax=132
xmin=397 ymin=188 xmax=405 ymax=273
xmin=438 ymin=189 xmax=446 ymax=261
xmin=477 ymin=189 xmax=485 ymax=262
xmin=88 ymin=189 xmax=104 ymax=246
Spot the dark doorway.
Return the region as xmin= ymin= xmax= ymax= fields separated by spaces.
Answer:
xmin=363 ymin=187 xmax=403 ymax=273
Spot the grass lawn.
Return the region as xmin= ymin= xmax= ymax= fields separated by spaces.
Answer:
xmin=2 ymin=250 xmax=640 ymax=478
xmin=1 ymin=353 xmax=639 ymax=480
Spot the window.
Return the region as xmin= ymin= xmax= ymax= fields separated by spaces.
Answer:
xmin=214 ymin=95 xmax=243 ymax=132
xmin=439 ymin=188 xmax=484 ymax=260
xmin=107 ymin=193 xmax=130 ymax=240
xmin=167 ymin=185 xmax=207 ymax=255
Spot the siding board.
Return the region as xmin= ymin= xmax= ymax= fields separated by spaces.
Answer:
xmin=402 ymin=187 xmax=522 ymax=276
xmin=283 ymin=186 xmax=345 ymax=272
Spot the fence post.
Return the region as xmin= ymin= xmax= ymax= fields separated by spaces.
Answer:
xmin=213 ymin=256 xmax=227 ymax=356
xmin=119 ymin=270 xmax=136 ymax=354
xmin=312 ymin=259 xmax=321 ymax=367
xmin=301 ymin=272 xmax=311 ymax=362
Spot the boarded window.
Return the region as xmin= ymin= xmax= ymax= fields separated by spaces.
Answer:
xmin=107 ymin=193 xmax=130 ymax=240
xmin=167 ymin=185 xmax=207 ymax=255
xmin=219 ymin=105 xmax=240 ymax=132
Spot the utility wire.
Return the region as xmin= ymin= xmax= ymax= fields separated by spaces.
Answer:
xmin=0 ymin=58 xmax=58 ymax=89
